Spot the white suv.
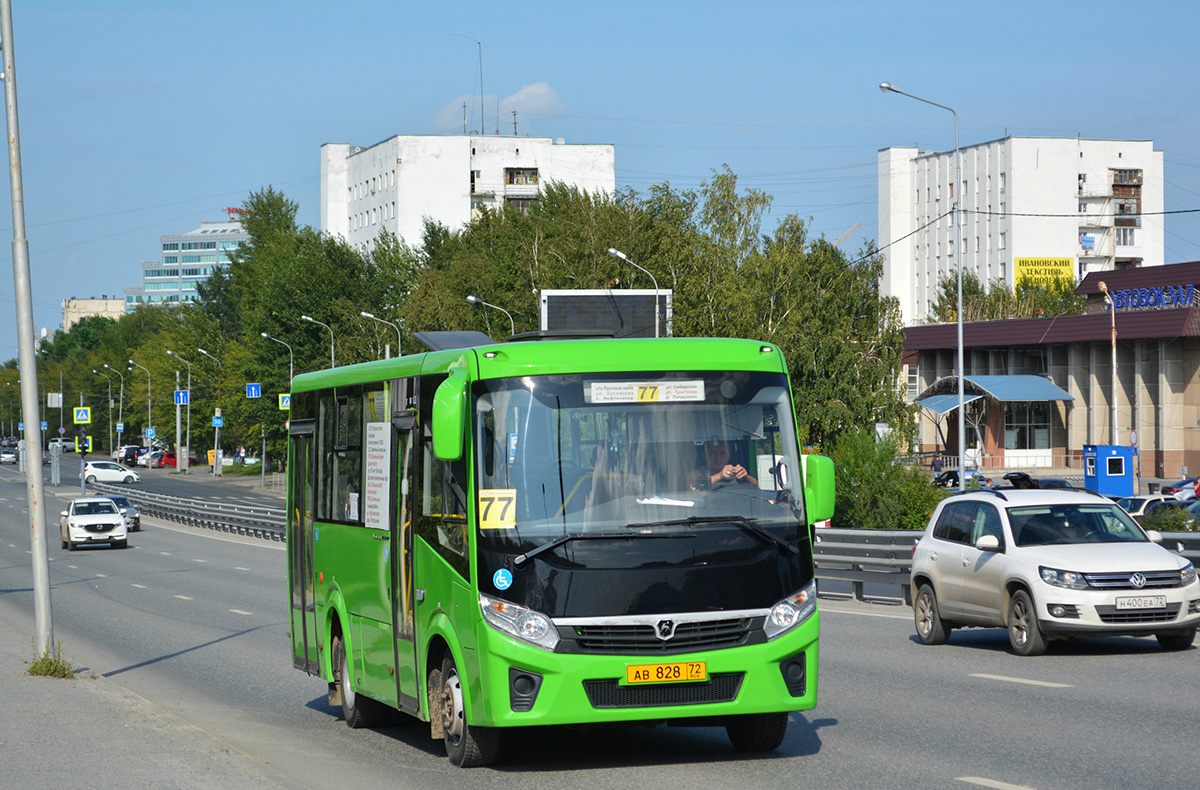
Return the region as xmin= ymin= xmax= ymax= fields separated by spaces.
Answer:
xmin=911 ymin=489 xmax=1199 ymax=655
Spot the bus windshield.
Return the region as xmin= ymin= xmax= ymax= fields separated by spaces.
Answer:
xmin=473 ymin=370 xmax=805 ymax=554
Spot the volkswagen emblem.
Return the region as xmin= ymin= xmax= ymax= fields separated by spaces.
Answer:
xmin=655 ymin=619 xmax=676 ymax=640
xmin=1129 ymin=572 xmax=1147 ymax=589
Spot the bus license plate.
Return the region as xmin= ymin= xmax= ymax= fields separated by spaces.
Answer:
xmin=626 ymin=661 xmax=707 ymax=684
xmin=1115 ymin=595 xmax=1167 ymax=610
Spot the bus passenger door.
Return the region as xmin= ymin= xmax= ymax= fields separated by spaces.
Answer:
xmin=288 ymin=422 xmax=319 ymax=674
xmin=391 ymin=406 xmax=420 ymax=713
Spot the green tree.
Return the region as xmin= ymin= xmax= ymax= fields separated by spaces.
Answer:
xmin=830 ymin=428 xmax=946 ymax=530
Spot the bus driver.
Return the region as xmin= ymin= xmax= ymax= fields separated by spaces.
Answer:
xmin=695 ymin=439 xmax=758 ymax=488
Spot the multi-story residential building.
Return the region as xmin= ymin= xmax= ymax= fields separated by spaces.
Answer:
xmin=124 ymin=212 xmax=248 ymax=312
xmin=62 ymin=296 xmax=124 ymax=331
xmin=320 ymin=134 xmax=615 ymax=248
xmin=879 ymin=137 xmax=1163 ymax=326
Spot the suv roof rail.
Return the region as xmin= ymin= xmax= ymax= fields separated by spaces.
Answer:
xmin=950 ymin=487 xmax=1009 ymax=502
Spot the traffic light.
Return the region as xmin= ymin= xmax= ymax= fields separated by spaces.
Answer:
xmin=75 ymin=428 xmax=91 ymax=457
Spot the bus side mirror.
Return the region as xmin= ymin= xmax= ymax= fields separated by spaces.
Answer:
xmin=432 ymin=373 xmax=467 ymax=461
xmin=803 ymin=454 xmax=835 ymax=523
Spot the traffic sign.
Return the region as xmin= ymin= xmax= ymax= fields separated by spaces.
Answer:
xmin=75 ymin=436 xmax=92 ymax=453
xmin=279 ymin=393 xmax=291 ymax=410
xmin=40 ymin=421 xmax=47 ymax=430
xmin=174 ymin=389 xmax=189 ymax=406
xmin=18 ymin=422 xmax=23 ymax=431
xmin=146 ymin=428 xmax=156 ymax=439
xmin=58 ymin=426 xmax=66 ymax=435
xmin=212 ymin=416 xmax=224 ymax=428
xmin=116 ymin=422 xmax=125 ymax=433
xmin=246 ymin=383 xmax=261 ymax=399
xmin=73 ymin=406 xmax=91 ymax=424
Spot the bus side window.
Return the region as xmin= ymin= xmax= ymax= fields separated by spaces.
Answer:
xmin=418 ymin=375 xmax=469 ymax=580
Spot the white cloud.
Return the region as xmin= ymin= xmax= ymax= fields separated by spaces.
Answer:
xmin=431 ymin=83 xmax=566 ymax=135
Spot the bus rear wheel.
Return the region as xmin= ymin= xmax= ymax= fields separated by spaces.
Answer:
xmin=725 ymin=712 xmax=789 ymax=752
xmin=332 ymin=634 xmax=387 ymax=729
xmin=439 ymin=653 xmax=499 ymax=767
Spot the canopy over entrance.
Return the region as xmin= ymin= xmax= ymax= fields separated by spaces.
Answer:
xmin=916 ymin=375 xmax=1074 ymax=410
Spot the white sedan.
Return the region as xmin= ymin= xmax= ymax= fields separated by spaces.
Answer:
xmin=83 ymin=461 xmax=140 ymax=484
xmin=60 ymin=497 xmax=127 ymax=550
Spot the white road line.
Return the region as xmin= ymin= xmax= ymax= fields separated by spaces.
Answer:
xmin=159 ymin=551 xmax=171 ymax=555
xmin=131 ymin=584 xmax=146 ymax=589
xmin=969 ymin=673 xmax=1073 ymax=688
xmin=95 ymin=573 xmax=107 ymax=578
xmin=66 ymin=565 xmax=78 ymax=569
xmin=228 ymin=609 xmax=253 ymax=616
xmin=174 ymin=595 xmax=193 ymax=601
xmin=958 ymin=777 xmax=1037 ymax=789
xmin=193 ymin=558 xmax=207 ymax=563
xmin=234 ymin=567 xmax=250 ymax=571
xmin=819 ymin=605 xmax=912 ymax=621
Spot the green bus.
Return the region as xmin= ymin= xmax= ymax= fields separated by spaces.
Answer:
xmin=286 ymin=332 xmax=835 ymax=767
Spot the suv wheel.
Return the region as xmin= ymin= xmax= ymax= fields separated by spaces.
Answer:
xmin=1155 ymin=628 xmax=1196 ymax=651
xmin=914 ymin=584 xmax=952 ymax=645
xmin=1007 ymin=590 xmax=1047 ymax=656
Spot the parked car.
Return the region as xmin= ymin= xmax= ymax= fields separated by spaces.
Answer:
xmin=47 ymin=437 xmax=73 ymax=453
xmin=0 ymin=447 xmax=16 ymax=464
xmin=1115 ymin=494 xmax=1176 ymax=520
xmin=82 ymin=461 xmax=140 ymax=484
xmin=911 ymin=489 xmax=1199 ymax=655
xmin=60 ymin=497 xmax=127 ymax=550
xmin=135 ymin=448 xmax=154 ymax=467
xmin=112 ymin=444 xmax=139 ymax=461
xmin=103 ymin=494 xmax=140 ymax=532
xmin=932 ymin=469 xmax=985 ymax=488
xmin=148 ymin=450 xmax=177 ymax=468
xmin=1002 ymin=472 xmax=1076 ymax=490
xmin=1162 ymin=477 xmax=1198 ymax=499
xmin=119 ymin=446 xmax=143 ymax=465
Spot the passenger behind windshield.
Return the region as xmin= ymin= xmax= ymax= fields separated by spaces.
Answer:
xmin=1010 ymin=504 xmax=1146 ymax=547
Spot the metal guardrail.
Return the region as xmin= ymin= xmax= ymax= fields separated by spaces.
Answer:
xmin=90 ymin=482 xmax=286 ymax=542
xmin=812 ymin=528 xmax=1200 ymax=606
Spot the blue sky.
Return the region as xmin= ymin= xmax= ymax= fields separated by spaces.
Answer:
xmin=3 ymin=0 xmax=1199 ymax=359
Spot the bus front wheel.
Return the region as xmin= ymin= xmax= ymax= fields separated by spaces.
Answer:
xmin=439 ymin=654 xmax=499 ymax=767
xmin=725 ymin=712 xmax=788 ymax=752
xmin=332 ymin=634 xmax=387 ymax=728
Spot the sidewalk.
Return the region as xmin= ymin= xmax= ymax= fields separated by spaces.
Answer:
xmin=0 ymin=605 xmax=285 ymax=789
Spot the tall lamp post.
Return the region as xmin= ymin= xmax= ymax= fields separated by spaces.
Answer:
xmin=261 ymin=333 xmax=295 ymax=384
xmin=880 ymin=81 xmax=965 ymax=490
xmin=104 ymin=363 xmax=124 ymax=443
xmin=92 ymin=369 xmax=113 ymax=455
xmin=465 ymin=295 xmax=515 ymax=337
xmin=607 ymin=247 xmax=661 ymax=338
xmin=1098 ymin=281 xmax=1118 ymax=445
xmin=167 ymin=350 xmax=193 ymax=473
xmin=301 ymin=314 xmax=335 ymax=368
xmin=197 ymin=348 xmax=223 ymax=475
xmin=360 ymin=311 xmax=403 ymax=358
xmin=128 ymin=359 xmax=151 ymax=445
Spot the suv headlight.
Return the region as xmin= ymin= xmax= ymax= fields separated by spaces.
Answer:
xmin=1040 ymin=566 xmax=1089 ymax=590
xmin=764 ymin=581 xmax=818 ymax=640
xmin=479 ymin=593 xmax=559 ymax=652
xmin=1182 ymin=562 xmax=1197 ymax=587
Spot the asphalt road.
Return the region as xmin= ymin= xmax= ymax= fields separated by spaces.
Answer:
xmin=1 ymin=466 xmax=1198 ymax=789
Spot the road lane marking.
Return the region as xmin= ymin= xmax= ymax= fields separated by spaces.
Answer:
xmin=131 ymin=584 xmax=146 ymax=589
xmin=228 ymin=609 xmax=253 ymax=616
xmin=174 ymin=595 xmax=193 ymax=600
xmin=95 ymin=573 xmax=107 ymax=578
xmin=66 ymin=565 xmax=78 ymax=569
xmin=969 ymin=673 xmax=1072 ymax=688
xmin=958 ymin=778 xmax=1037 ymax=789
xmin=159 ymin=551 xmax=171 ymax=555
xmin=818 ymin=605 xmax=912 ymax=621
xmin=193 ymin=558 xmax=207 ymax=563
xmin=234 ymin=567 xmax=250 ymax=571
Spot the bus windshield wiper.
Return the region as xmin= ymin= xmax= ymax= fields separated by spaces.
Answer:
xmin=512 ymin=531 xmax=691 ymax=568
xmin=623 ymin=515 xmax=800 ymax=556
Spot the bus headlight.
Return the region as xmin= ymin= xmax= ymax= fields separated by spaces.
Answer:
xmin=480 ymin=593 xmax=560 ymax=652
xmin=764 ymin=580 xmax=817 ymax=640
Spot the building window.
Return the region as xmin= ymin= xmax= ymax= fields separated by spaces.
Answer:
xmin=1116 ymin=227 xmax=1136 ymax=246
xmin=907 ymin=364 xmax=920 ymax=399
xmin=505 ymin=196 xmax=538 ymax=214
xmin=162 ymin=243 xmax=179 ymax=251
xmin=949 ymin=182 xmax=954 ymax=198
xmin=999 ymin=202 xmax=1005 ymax=218
xmin=1079 ymin=202 xmax=1087 ymax=213
xmin=999 ymin=232 xmax=1006 ymax=250
xmin=505 ymin=167 xmax=539 ymax=186
xmin=999 ymin=173 xmax=1006 ymax=192
xmin=1004 ymin=403 xmax=1050 ymax=450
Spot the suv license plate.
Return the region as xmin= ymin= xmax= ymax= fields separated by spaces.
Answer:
xmin=626 ymin=661 xmax=707 ymax=684
xmin=1115 ymin=595 xmax=1167 ymax=610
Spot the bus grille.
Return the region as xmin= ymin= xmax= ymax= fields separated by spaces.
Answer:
xmin=583 ymin=673 xmax=744 ymax=709
xmin=1095 ymin=603 xmax=1181 ymax=624
xmin=567 ymin=618 xmax=756 ymax=655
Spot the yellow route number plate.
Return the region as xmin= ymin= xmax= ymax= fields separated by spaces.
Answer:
xmin=626 ymin=661 xmax=707 ymax=684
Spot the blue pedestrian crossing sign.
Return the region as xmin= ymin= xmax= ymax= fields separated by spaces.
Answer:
xmin=213 ymin=416 xmax=224 ymax=428
xmin=174 ymin=389 xmax=189 ymax=405
xmin=73 ymin=407 xmax=91 ymax=424
xmin=246 ymin=383 xmax=261 ymax=399
xmin=278 ymin=393 xmax=291 ymax=410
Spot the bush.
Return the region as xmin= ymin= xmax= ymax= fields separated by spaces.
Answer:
xmin=829 ymin=428 xmax=947 ymax=530
xmin=27 ymin=642 xmax=76 ymax=679
xmin=1140 ymin=505 xmax=1197 ymax=533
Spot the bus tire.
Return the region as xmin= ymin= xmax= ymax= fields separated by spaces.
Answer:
xmin=333 ymin=634 xmax=387 ymax=729
xmin=439 ymin=653 xmax=499 ymax=767
xmin=725 ymin=712 xmax=788 ymax=752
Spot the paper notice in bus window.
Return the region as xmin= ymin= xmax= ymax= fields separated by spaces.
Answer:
xmin=478 ymin=489 xmax=517 ymax=529
xmin=587 ymin=381 xmax=705 ymax=404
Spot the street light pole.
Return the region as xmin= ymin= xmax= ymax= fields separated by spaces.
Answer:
xmin=197 ymin=348 xmax=224 ymax=476
xmin=465 ymin=295 xmax=515 ymax=337
xmin=360 ymin=311 xmax=403 ymax=358
xmin=261 ymin=333 xmax=294 ymax=384
xmin=167 ymin=350 xmax=193 ymax=473
xmin=880 ymin=81 xmax=965 ymax=491
xmin=301 ymin=314 xmax=335 ymax=368
xmin=92 ymin=369 xmax=113 ymax=455
xmin=608 ymin=247 xmax=661 ymax=338
xmin=104 ymin=363 xmax=124 ymax=441
xmin=129 ymin=359 xmax=151 ymax=445
xmin=1098 ymin=281 xmax=1118 ymax=445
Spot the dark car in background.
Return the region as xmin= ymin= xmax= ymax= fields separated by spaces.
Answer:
xmin=104 ymin=494 xmax=141 ymax=532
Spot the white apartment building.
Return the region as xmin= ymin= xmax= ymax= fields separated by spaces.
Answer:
xmin=320 ymin=134 xmax=615 ymax=248
xmin=879 ymin=137 xmax=1163 ymax=326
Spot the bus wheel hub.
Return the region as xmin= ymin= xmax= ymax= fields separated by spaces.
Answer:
xmin=441 ymin=671 xmax=465 ymax=741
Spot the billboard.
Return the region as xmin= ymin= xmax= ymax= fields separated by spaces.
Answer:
xmin=1015 ymin=257 xmax=1074 ymax=287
